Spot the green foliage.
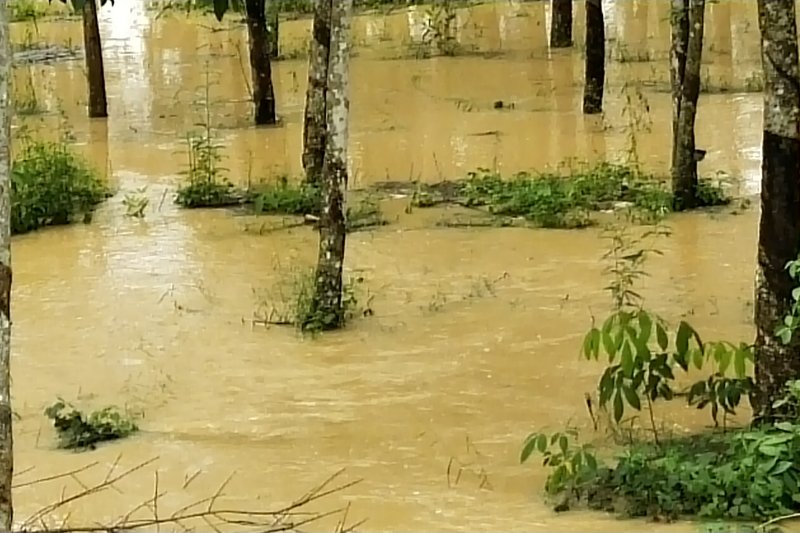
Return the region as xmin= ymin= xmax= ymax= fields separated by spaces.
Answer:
xmin=122 ymin=187 xmax=149 ymax=218
xmin=440 ymin=163 xmax=729 ymax=229
xmin=252 ymin=177 xmax=319 ymax=215
xmin=175 ymin=130 xmax=241 ymax=208
xmin=775 ymin=253 xmax=800 ymax=345
xmin=520 ymin=429 xmax=600 ymax=498
xmin=10 ymin=0 xmax=62 ymax=21
xmin=11 ymin=137 xmax=108 ymax=234
xmin=44 ymin=399 xmax=138 ymax=451
xmin=253 ymin=267 xmax=373 ymax=334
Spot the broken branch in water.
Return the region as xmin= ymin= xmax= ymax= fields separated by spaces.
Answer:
xmin=22 ymin=461 xmax=362 ymax=533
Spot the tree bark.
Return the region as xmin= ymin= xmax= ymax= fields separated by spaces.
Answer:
xmin=0 ymin=4 xmax=12 ymax=529
xmin=670 ymin=0 xmax=705 ymax=211
xmin=267 ymin=0 xmax=279 ymax=60
xmin=753 ymin=0 xmax=800 ymax=421
xmin=550 ymin=0 xmax=573 ymax=48
xmin=308 ymin=0 xmax=351 ymax=331
xmin=302 ymin=0 xmax=332 ymax=186
xmin=82 ymin=0 xmax=107 ymax=118
xmin=582 ymin=0 xmax=604 ymax=114
xmin=244 ymin=0 xmax=277 ymax=125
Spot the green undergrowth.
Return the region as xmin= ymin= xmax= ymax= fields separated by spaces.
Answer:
xmin=44 ymin=399 xmax=139 ymax=451
xmin=520 ymin=224 xmax=800 ymax=527
xmin=9 ymin=0 xmax=66 ymax=22
xmin=253 ymin=265 xmax=373 ymax=333
xmin=12 ymin=136 xmax=108 ymax=234
xmin=410 ymin=163 xmax=730 ymax=228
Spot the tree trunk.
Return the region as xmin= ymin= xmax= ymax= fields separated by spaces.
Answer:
xmin=0 ymin=4 xmax=13 ymax=529
xmin=82 ymin=0 xmax=107 ymax=118
xmin=753 ymin=0 xmax=800 ymax=421
xmin=308 ymin=0 xmax=351 ymax=332
xmin=550 ymin=0 xmax=573 ymax=48
xmin=267 ymin=0 xmax=279 ymax=59
xmin=582 ymin=0 xmax=604 ymax=114
xmin=670 ymin=0 xmax=705 ymax=211
xmin=244 ymin=0 xmax=276 ymax=125
xmin=302 ymin=0 xmax=332 ymax=186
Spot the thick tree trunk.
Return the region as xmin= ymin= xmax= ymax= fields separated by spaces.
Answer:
xmin=82 ymin=0 xmax=107 ymax=118
xmin=267 ymin=1 xmax=279 ymax=59
xmin=582 ymin=0 xmax=604 ymax=114
xmin=550 ymin=0 xmax=573 ymax=48
xmin=302 ymin=0 xmax=332 ymax=186
xmin=670 ymin=0 xmax=705 ymax=211
xmin=308 ymin=0 xmax=351 ymax=331
xmin=0 ymin=4 xmax=12 ymax=530
xmin=245 ymin=0 xmax=276 ymax=125
xmin=753 ymin=0 xmax=800 ymax=421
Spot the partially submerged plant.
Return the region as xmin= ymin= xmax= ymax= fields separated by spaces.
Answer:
xmin=44 ymin=399 xmax=139 ymax=451
xmin=123 ymin=186 xmax=149 ymax=218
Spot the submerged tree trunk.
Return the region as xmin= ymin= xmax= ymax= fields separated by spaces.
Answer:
xmin=550 ymin=0 xmax=573 ymax=48
xmin=582 ymin=0 xmax=604 ymax=114
xmin=82 ymin=0 xmax=107 ymax=118
xmin=670 ymin=0 xmax=705 ymax=210
xmin=0 ymin=4 xmax=12 ymax=529
xmin=245 ymin=0 xmax=277 ymax=125
xmin=302 ymin=0 xmax=333 ymax=186
xmin=753 ymin=0 xmax=800 ymax=421
xmin=267 ymin=1 xmax=279 ymax=59
xmin=308 ymin=0 xmax=351 ymax=331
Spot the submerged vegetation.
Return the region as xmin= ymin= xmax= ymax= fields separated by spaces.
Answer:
xmin=44 ymin=399 xmax=139 ymax=451
xmin=520 ymin=223 xmax=800 ymax=526
xmin=11 ymin=135 xmax=108 ymax=234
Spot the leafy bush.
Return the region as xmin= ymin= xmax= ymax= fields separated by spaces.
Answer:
xmin=44 ymin=399 xmax=139 ymax=451
xmin=11 ymin=138 xmax=108 ymax=234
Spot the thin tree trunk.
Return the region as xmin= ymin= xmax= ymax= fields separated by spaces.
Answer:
xmin=0 ymin=3 xmax=12 ymax=529
xmin=302 ymin=0 xmax=332 ymax=186
xmin=82 ymin=0 xmax=107 ymax=118
xmin=267 ymin=0 xmax=279 ymax=60
xmin=582 ymin=0 xmax=604 ymax=114
xmin=670 ymin=0 xmax=705 ymax=210
xmin=753 ymin=0 xmax=800 ymax=421
xmin=308 ymin=0 xmax=351 ymax=332
xmin=245 ymin=0 xmax=276 ymax=125
xmin=550 ymin=0 xmax=573 ymax=48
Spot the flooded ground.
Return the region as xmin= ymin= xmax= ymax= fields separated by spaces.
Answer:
xmin=6 ymin=1 xmax=766 ymax=531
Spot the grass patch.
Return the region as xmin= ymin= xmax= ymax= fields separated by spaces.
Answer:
xmin=44 ymin=398 xmax=139 ymax=451
xmin=252 ymin=266 xmax=373 ymax=333
xmin=407 ymin=162 xmax=730 ymax=228
xmin=252 ymin=177 xmax=319 ymax=215
xmin=12 ymin=137 xmax=108 ymax=234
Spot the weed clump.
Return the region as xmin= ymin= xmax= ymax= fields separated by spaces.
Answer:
xmin=44 ymin=399 xmax=139 ymax=451
xmin=253 ymin=177 xmax=319 ymax=215
xmin=253 ymin=266 xmax=373 ymax=333
xmin=411 ymin=162 xmax=730 ymax=228
xmin=175 ymin=132 xmax=242 ymax=208
xmin=12 ymin=137 xmax=108 ymax=234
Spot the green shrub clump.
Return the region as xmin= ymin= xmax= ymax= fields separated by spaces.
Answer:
xmin=12 ymin=139 xmax=108 ymax=235
xmin=45 ymin=399 xmax=139 ymax=451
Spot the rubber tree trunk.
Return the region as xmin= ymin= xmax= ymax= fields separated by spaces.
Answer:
xmin=302 ymin=0 xmax=332 ymax=186
xmin=82 ymin=0 xmax=107 ymax=118
xmin=0 ymin=4 xmax=12 ymax=530
xmin=267 ymin=0 xmax=279 ymax=59
xmin=582 ymin=0 xmax=604 ymax=114
xmin=752 ymin=0 xmax=800 ymax=421
xmin=550 ymin=0 xmax=573 ymax=48
xmin=244 ymin=0 xmax=276 ymax=125
xmin=308 ymin=0 xmax=351 ymax=332
xmin=670 ymin=0 xmax=705 ymax=211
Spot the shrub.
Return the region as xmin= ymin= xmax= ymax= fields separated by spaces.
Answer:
xmin=44 ymin=399 xmax=139 ymax=451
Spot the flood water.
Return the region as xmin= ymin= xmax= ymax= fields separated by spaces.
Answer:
xmin=6 ymin=1 xmax=766 ymax=531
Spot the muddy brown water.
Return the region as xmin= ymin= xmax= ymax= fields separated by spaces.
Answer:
xmin=4 ymin=1 xmax=771 ymax=531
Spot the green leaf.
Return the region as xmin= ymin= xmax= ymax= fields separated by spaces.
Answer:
xmin=70 ymin=0 xmax=86 ymax=10
xmin=655 ymin=322 xmax=668 ymax=351
xmin=734 ymin=349 xmax=747 ymax=378
xmin=774 ymin=461 xmax=793 ymax=475
xmin=621 ymin=342 xmax=634 ymax=377
xmin=520 ymin=435 xmax=538 ymax=463
xmin=601 ymin=329 xmax=617 ymax=362
xmin=613 ymin=391 xmax=624 ymax=422
xmin=637 ymin=311 xmax=652 ymax=345
xmin=676 ymin=320 xmax=692 ymax=357
xmin=213 ymin=0 xmax=229 ymax=21
xmin=622 ymin=384 xmax=641 ymax=410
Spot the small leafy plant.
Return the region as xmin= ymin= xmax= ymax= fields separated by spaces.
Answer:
xmin=123 ymin=186 xmax=149 ymax=218
xmin=44 ymin=399 xmax=139 ymax=451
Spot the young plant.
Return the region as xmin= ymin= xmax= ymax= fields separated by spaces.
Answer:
xmin=123 ymin=186 xmax=149 ymax=218
xmin=775 ymin=253 xmax=800 ymax=345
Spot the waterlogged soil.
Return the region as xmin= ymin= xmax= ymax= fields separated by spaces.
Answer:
xmin=7 ymin=1 xmax=774 ymax=531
